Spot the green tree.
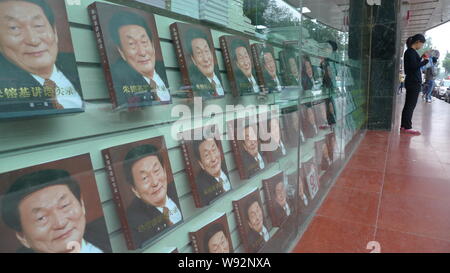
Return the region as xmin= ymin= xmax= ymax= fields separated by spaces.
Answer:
xmin=443 ymin=52 xmax=450 ymax=75
xmin=244 ymin=0 xmax=270 ymax=26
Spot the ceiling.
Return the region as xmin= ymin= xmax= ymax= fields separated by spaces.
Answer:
xmin=300 ymin=0 xmax=450 ymax=40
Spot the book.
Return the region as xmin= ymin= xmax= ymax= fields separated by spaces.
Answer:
xmin=259 ymin=112 xmax=288 ymax=163
xmin=315 ymin=139 xmax=332 ymax=173
xmin=88 ymin=2 xmax=172 ymax=111
xmin=179 ymin=124 xmax=231 ymax=208
xmin=0 ymin=154 xmax=112 ymax=253
xmin=279 ymin=47 xmax=300 ymax=87
xmin=281 ymin=106 xmax=306 ymax=148
xmin=301 ymin=54 xmax=318 ymax=92
xmin=251 ymin=43 xmax=282 ymax=93
xmin=287 ymin=171 xmax=309 ymax=213
xmin=326 ymin=131 xmax=340 ymax=163
xmin=300 ymin=104 xmax=319 ymax=139
xmin=0 ymin=0 xmax=84 ymax=119
xmin=170 ymin=22 xmax=225 ymax=99
xmin=313 ymin=101 xmax=330 ymax=130
xmin=262 ymin=172 xmax=294 ymax=227
xmin=227 ymin=116 xmax=268 ymax=180
xmin=189 ymin=213 xmax=233 ymax=253
xmin=233 ymin=189 xmax=270 ymax=253
xmin=102 ymin=136 xmax=183 ymax=250
xmin=302 ymin=157 xmax=320 ymax=200
xmin=326 ymin=98 xmax=337 ymax=125
xmin=219 ymin=36 xmax=262 ymax=96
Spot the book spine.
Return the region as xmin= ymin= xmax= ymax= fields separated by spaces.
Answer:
xmin=170 ymin=23 xmax=193 ymax=98
xmin=88 ymin=4 xmax=118 ymax=108
xmin=180 ymin=138 xmax=202 ymax=208
xmin=263 ymin=180 xmax=277 ymax=227
xmin=233 ymin=201 xmax=250 ymax=253
xmin=189 ymin=232 xmax=200 ymax=253
xmin=227 ymin=121 xmax=246 ymax=180
xmin=219 ymin=37 xmax=238 ymax=97
xmin=102 ymin=150 xmax=136 ymax=250
xmin=251 ymin=44 xmax=267 ymax=93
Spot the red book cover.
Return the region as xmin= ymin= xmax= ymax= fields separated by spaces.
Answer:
xmin=227 ymin=116 xmax=268 ymax=180
xmin=313 ymin=100 xmax=330 ymax=130
xmin=251 ymin=43 xmax=282 ymax=93
xmin=0 ymin=0 xmax=84 ymax=119
xmin=0 ymin=154 xmax=112 ymax=253
xmin=170 ymin=22 xmax=225 ymax=100
xmin=219 ymin=35 xmax=262 ymax=96
xmin=302 ymin=157 xmax=320 ymax=200
xmin=262 ymin=172 xmax=293 ymax=227
xmin=259 ymin=112 xmax=288 ymax=163
xmin=88 ymin=2 xmax=172 ymax=111
xmin=180 ymin=124 xmax=231 ymax=208
xmin=189 ymin=213 xmax=234 ymax=253
xmin=102 ymin=136 xmax=183 ymax=250
xmin=233 ymin=189 xmax=270 ymax=253
xmin=300 ymin=103 xmax=319 ymax=139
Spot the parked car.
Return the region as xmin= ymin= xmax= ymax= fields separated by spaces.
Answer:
xmin=440 ymin=80 xmax=450 ymax=102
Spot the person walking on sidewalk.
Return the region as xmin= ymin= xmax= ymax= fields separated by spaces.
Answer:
xmin=400 ymin=34 xmax=429 ymax=136
xmin=423 ymin=56 xmax=438 ymax=103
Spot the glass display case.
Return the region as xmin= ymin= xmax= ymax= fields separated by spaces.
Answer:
xmin=0 ymin=0 xmax=368 ymax=253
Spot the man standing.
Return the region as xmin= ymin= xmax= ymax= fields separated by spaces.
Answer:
xmin=0 ymin=0 xmax=83 ymax=116
xmin=108 ymin=11 xmax=171 ymax=108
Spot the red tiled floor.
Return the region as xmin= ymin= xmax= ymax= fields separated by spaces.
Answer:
xmin=317 ymin=186 xmax=379 ymax=226
xmin=375 ymin=228 xmax=450 ymax=253
xmin=292 ymin=96 xmax=450 ymax=253
xmin=378 ymin=193 xmax=450 ymax=241
xmin=293 ymin=216 xmax=375 ymax=253
xmin=334 ymin=168 xmax=384 ymax=193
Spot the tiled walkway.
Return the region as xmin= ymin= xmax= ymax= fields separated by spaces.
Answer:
xmin=293 ymin=95 xmax=450 ymax=253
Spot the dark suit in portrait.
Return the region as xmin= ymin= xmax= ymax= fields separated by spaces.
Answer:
xmin=234 ymin=69 xmax=260 ymax=95
xmin=196 ymin=164 xmax=229 ymax=206
xmin=189 ymin=64 xmax=224 ymax=99
xmin=0 ymin=53 xmax=82 ymax=115
xmin=247 ymin=228 xmax=265 ymax=252
xmin=272 ymin=198 xmax=293 ymax=225
xmin=241 ymin=149 xmax=266 ymax=178
xmin=268 ymin=141 xmax=287 ymax=163
xmin=111 ymin=59 xmax=169 ymax=108
xmin=263 ymin=70 xmax=282 ymax=93
xmin=126 ymin=181 xmax=181 ymax=246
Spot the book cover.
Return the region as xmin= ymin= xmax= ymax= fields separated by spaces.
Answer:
xmin=0 ymin=0 xmax=84 ymax=119
xmin=219 ymin=35 xmax=262 ymax=96
xmin=0 ymin=154 xmax=112 ymax=253
xmin=189 ymin=213 xmax=233 ymax=253
xmin=315 ymin=139 xmax=332 ymax=173
xmin=279 ymin=47 xmax=300 ymax=87
xmin=102 ymin=136 xmax=183 ymax=250
xmin=281 ymin=106 xmax=306 ymax=148
xmin=251 ymin=43 xmax=282 ymax=93
xmin=326 ymin=131 xmax=340 ymax=163
xmin=300 ymin=104 xmax=319 ymax=139
xmin=233 ymin=189 xmax=270 ymax=253
xmin=301 ymin=55 xmax=318 ymax=92
xmin=227 ymin=116 xmax=268 ymax=180
xmin=313 ymin=101 xmax=330 ymax=130
xmin=170 ymin=22 xmax=225 ymax=99
xmin=326 ymin=98 xmax=337 ymax=125
xmin=180 ymin=124 xmax=231 ymax=208
xmin=287 ymin=171 xmax=309 ymax=212
xmin=262 ymin=172 xmax=294 ymax=227
xmin=302 ymin=157 xmax=320 ymax=200
xmin=259 ymin=112 xmax=288 ymax=163
xmin=88 ymin=2 xmax=172 ymax=111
